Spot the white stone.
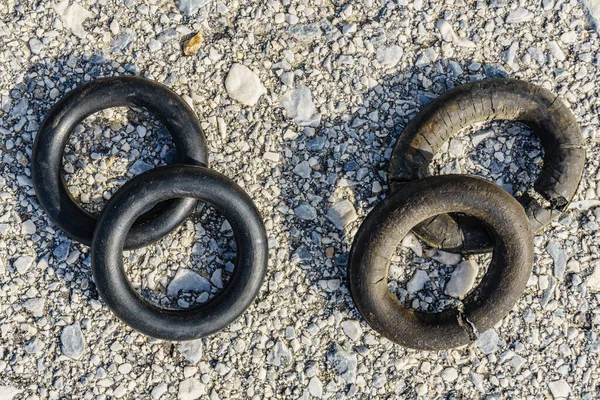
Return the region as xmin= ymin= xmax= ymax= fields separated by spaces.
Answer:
xmin=53 ymin=0 xmax=93 ymax=38
xmin=23 ymin=298 xmax=45 ymax=317
xmin=548 ymin=379 xmax=570 ymax=399
xmin=376 ymin=45 xmax=403 ymax=68
xmin=0 ymin=386 xmax=22 ymax=400
xmin=436 ymin=19 xmax=455 ymax=42
xmin=280 ymin=86 xmax=321 ymax=127
xmin=548 ymin=41 xmax=566 ymax=61
xmin=588 ymin=266 xmax=600 ymax=292
xmin=477 ymin=329 xmax=500 ymax=354
xmin=341 ymin=320 xmax=362 ymax=341
xmin=267 ymin=340 xmax=292 ymax=366
xmin=581 ymin=0 xmax=600 ymax=33
xmin=407 ymin=270 xmax=430 ymax=294
xmin=167 ymin=269 xmax=211 ymax=297
xmin=445 ymin=260 xmax=479 ymax=299
xmin=326 ymin=200 xmax=358 ymax=230
xmin=177 ymin=378 xmax=206 ymax=400
xmin=432 ymin=251 xmax=461 ymax=266
xmin=225 ymin=63 xmax=266 ymax=106
xmin=506 ymin=8 xmax=533 ymax=23
xmin=416 ymin=383 xmax=428 ymax=396
xmin=14 ymin=256 xmax=35 ymax=274
xmin=547 ymin=241 xmax=567 ymax=279
xmin=176 ymin=0 xmax=212 ymax=16
xmin=178 ymin=339 xmax=203 ymax=364
xmin=401 ymin=232 xmax=423 ymax=257
xmin=560 ymin=31 xmax=577 ymax=44
xmin=61 ymin=322 xmax=86 ymax=360
xmin=441 ymin=367 xmax=458 ymax=382
xmin=151 ymin=383 xmax=168 ymax=399
xmin=308 ymin=377 xmax=323 ymax=398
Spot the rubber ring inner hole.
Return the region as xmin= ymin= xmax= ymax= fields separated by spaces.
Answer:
xmin=123 ymin=202 xmax=236 ymax=310
xmin=388 ymin=231 xmax=492 ymax=313
xmin=63 ymin=107 xmax=174 ymax=216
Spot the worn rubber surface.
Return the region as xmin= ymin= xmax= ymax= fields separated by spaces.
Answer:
xmin=92 ymin=165 xmax=268 ymax=341
xmin=389 ymin=79 xmax=584 ymax=253
xmin=32 ymin=76 xmax=208 ymax=249
xmin=348 ymin=175 xmax=533 ymax=351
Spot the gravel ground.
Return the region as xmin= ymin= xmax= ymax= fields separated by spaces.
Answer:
xmin=2 ymin=0 xmax=600 ymax=399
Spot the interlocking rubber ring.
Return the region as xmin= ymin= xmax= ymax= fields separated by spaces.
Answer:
xmin=348 ymin=175 xmax=533 ymax=350
xmin=389 ymin=79 xmax=585 ymax=253
xmin=92 ymin=165 xmax=268 ymax=340
xmin=32 ymin=76 xmax=208 ymax=249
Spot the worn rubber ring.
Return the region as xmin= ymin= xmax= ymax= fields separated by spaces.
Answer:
xmin=348 ymin=175 xmax=533 ymax=350
xmin=389 ymin=78 xmax=584 ymax=253
xmin=92 ymin=165 xmax=268 ymax=341
xmin=32 ymin=76 xmax=208 ymax=249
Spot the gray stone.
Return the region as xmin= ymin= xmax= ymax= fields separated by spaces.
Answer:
xmin=293 ymin=160 xmax=311 ymax=178
xmin=61 ymin=322 xmax=86 ymax=360
xmin=14 ymin=256 xmax=35 ymax=274
xmin=129 ymin=159 xmax=154 ymax=175
xmin=327 ymin=344 xmax=357 ymax=383
xmin=341 ymin=320 xmax=362 ymax=341
xmin=308 ymin=376 xmax=323 ymax=398
xmin=407 ymin=270 xmax=430 ymax=294
xmin=267 ymin=340 xmax=292 ymax=366
xmin=548 ymin=379 xmax=570 ymax=399
xmin=177 ymin=378 xmax=205 ymax=400
xmin=477 ymin=329 xmax=500 ymax=354
xmin=29 ymin=39 xmax=43 ymax=54
xmin=176 ymin=0 xmax=212 ymax=16
xmin=445 ymin=260 xmax=478 ymax=299
xmin=23 ymin=298 xmax=45 ymax=317
xmin=294 ymin=203 xmax=317 ymax=220
xmin=167 ymin=269 xmax=211 ymax=297
xmin=326 ymin=200 xmax=357 ymax=230
xmin=280 ymin=86 xmax=321 ymax=127
xmin=506 ymin=8 xmax=533 ymax=23
xmin=53 ymin=0 xmax=93 ymax=38
xmin=53 ymin=242 xmax=70 ymax=262
xmin=547 ymin=240 xmax=567 ymax=279
xmin=177 ymin=339 xmax=203 ymax=364
xmin=376 ymin=45 xmax=403 ymax=68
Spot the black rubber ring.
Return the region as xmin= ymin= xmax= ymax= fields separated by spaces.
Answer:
xmin=348 ymin=175 xmax=533 ymax=351
xmin=91 ymin=165 xmax=268 ymax=341
xmin=32 ymin=76 xmax=208 ymax=249
xmin=389 ymin=78 xmax=585 ymax=253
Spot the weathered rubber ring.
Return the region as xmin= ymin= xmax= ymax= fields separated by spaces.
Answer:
xmin=348 ymin=175 xmax=533 ymax=350
xmin=32 ymin=76 xmax=208 ymax=249
xmin=389 ymin=78 xmax=584 ymax=253
xmin=92 ymin=165 xmax=268 ymax=341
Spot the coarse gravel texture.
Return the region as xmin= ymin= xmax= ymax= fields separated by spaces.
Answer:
xmin=1 ymin=0 xmax=600 ymax=399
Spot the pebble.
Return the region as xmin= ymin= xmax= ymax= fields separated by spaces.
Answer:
xmin=326 ymin=200 xmax=358 ymax=230
xmin=294 ymin=203 xmax=317 ymax=220
xmin=60 ymin=322 xmax=86 ymax=360
xmin=548 ymin=379 xmax=570 ymax=398
xmin=432 ymin=251 xmax=461 ymax=266
xmin=167 ymin=269 xmax=211 ymax=297
xmin=225 ymin=63 xmax=266 ymax=106
xmin=308 ymin=377 xmax=323 ymax=398
xmin=505 ymin=7 xmax=533 ymax=23
xmin=177 ymin=340 xmax=203 ymax=364
xmin=547 ymin=241 xmax=567 ymax=280
xmin=327 ymin=344 xmax=357 ymax=383
xmin=445 ymin=260 xmax=479 ymax=299
xmin=341 ymin=320 xmax=362 ymax=341
xmin=13 ymin=256 xmax=35 ymax=274
xmin=401 ymin=232 xmax=423 ymax=257
xmin=436 ymin=19 xmax=455 ymax=42
xmin=23 ymin=298 xmax=45 ymax=317
xmin=406 ymin=270 xmax=430 ymax=294
xmin=477 ymin=329 xmax=500 ymax=354
xmin=151 ymin=383 xmax=168 ymax=399
xmin=177 ymin=378 xmax=206 ymax=400
xmin=129 ymin=159 xmax=154 ymax=175
xmin=53 ymin=0 xmax=93 ymax=38
xmin=176 ymin=0 xmax=211 ymax=16
xmin=280 ymin=86 xmax=321 ymax=127
xmin=28 ymin=39 xmax=43 ymax=55
xmin=293 ymin=160 xmax=311 ymax=178
xmin=0 ymin=387 xmax=22 ymax=400
xmin=267 ymin=341 xmax=292 ymax=367
xmin=441 ymin=367 xmax=458 ymax=382
xmin=183 ymin=31 xmax=204 ymax=56
xmin=548 ymin=40 xmax=566 ymax=61
xmin=21 ymin=220 xmax=36 ymax=235
xmin=376 ymin=45 xmax=403 ymax=68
